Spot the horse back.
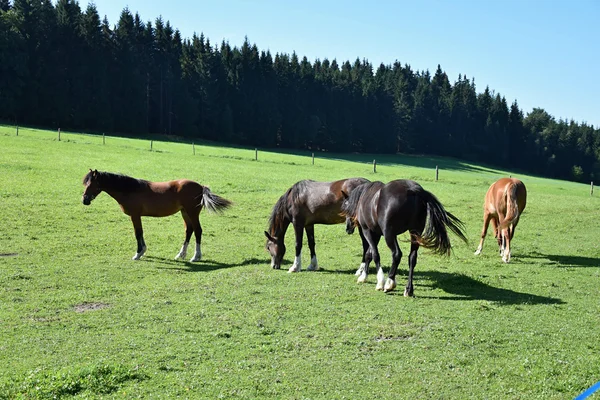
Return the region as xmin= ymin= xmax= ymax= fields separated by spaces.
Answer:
xmin=298 ymin=178 xmax=368 ymax=225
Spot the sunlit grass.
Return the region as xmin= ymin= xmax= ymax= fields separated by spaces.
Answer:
xmin=1 ymin=125 xmax=599 ymax=399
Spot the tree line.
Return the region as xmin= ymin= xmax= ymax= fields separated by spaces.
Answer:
xmin=1 ymin=0 xmax=599 ymax=182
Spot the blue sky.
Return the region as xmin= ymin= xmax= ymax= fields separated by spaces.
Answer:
xmin=84 ymin=0 xmax=599 ymax=127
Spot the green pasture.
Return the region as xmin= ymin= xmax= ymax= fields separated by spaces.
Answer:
xmin=1 ymin=125 xmax=599 ymax=399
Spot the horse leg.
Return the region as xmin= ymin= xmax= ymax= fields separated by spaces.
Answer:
xmin=189 ymin=213 xmax=203 ymax=262
xmin=288 ymin=220 xmax=304 ymax=273
xmin=305 ymin=225 xmax=318 ymax=271
xmin=130 ymin=215 xmax=146 ymax=260
xmin=383 ymin=233 xmax=401 ymax=293
xmin=175 ymin=211 xmax=194 ymax=260
xmin=362 ymin=230 xmax=383 ymax=290
xmin=356 ymin=227 xmax=370 ymax=280
xmin=404 ymin=239 xmax=420 ymax=297
xmin=474 ymin=210 xmax=492 ymax=255
xmin=502 ymin=226 xmax=511 ymax=263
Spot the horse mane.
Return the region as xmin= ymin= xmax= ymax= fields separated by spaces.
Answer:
xmin=341 ymin=181 xmax=383 ymax=218
xmin=267 ymin=180 xmax=314 ymax=236
xmin=84 ymin=170 xmax=149 ymax=193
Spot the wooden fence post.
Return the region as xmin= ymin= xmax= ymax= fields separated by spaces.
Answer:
xmin=435 ymin=165 xmax=439 ymax=181
xmin=373 ymin=159 xmax=377 ymax=173
xmin=591 ymin=182 xmax=594 ymax=196
xmin=150 ymin=140 xmax=153 ymax=151
xmin=102 ymin=133 xmax=105 ymax=145
xmin=255 ymin=148 xmax=258 ymax=161
xmin=16 ymin=126 xmax=18 ymax=136
xmin=193 ymin=142 xmax=195 ymax=155
xmin=58 ymin=128 xmax=61 ymax=141
xmin=312 ymin=152 xmax=314 ymax=165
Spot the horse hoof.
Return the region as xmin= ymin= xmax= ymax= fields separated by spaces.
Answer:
xmin=288 ymin=266 xmax=300 ymax=273
xmin=375 ymin=283 xmax=385 ymax=291
xmin=357 ymin=274 xmax=367 ymax=284
xmin=190 ymin=257 xmax=201 ymax=262
xmin=474 ymin=249 xmax=481 ymax=256
xmin=383 ymin=279 xmax=396 ymax=292
xmin=307 ymin=264 xmax=318 ymax=271
xmin=403 ymin=289 xmax=414 ymax=297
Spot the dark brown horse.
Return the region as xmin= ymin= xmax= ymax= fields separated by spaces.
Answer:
xmin=265 ymin=178 xmax=369 ymax=272
xmin=82 ymin=169 xmax=232 ymax=261
xmin=341 ymin=179 xmax=467 ymax=296
xmin=474 ymin=177 xmax=527 ymax=263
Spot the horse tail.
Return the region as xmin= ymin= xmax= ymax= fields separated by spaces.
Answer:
xmin=417 ymin=189 xmax=468 ymax=256
xmin=499 ymin=181 xmax=520 ymax=229
xmin=201 ymin=187 xmax=232 ymax=214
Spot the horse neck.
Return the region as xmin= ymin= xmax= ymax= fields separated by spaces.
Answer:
xmin=100 ymin=185 xmax=128 ymax=206
xmin=269 ymin=217 xmax=290 ymax=241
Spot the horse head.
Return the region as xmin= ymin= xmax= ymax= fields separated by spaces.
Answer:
xmin=82 ymin=169 xmax=102 ymax=205
xmin=264 ymin=231 xmax=285 ymax=269
xmin=340 ymin=190 xmax=356 ymax=235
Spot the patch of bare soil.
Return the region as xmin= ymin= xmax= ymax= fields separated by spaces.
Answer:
xmin=74 ymin=302 xmax=110 ymax=313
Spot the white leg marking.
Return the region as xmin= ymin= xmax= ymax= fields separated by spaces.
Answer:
xmin=132 ymin=245 xmax=147 ymax=260
xmin=474 ymin=245 xmax=482 ymax=255
xmin=190 ymin=242 xmax=202 ymax=262
xmin=175 ymin=241 xmax=189 ymax=260
xmin=288 ymin=254 xmax=302 ymax=273
xmin=307 ymin=255 xmax=318 ymax=271
xmin=384 ymin=277 xmax=396 ymax=292
xmin=355 ymin=262 xmax=366 ymax=276
xmin=375 ymin=268 xmax=385 ymax=291
xmin=357 ymin=269 xmax=368 ymax=284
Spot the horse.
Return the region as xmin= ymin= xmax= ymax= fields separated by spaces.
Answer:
xmin=341 ymin=179 xmax=468 ymax=296
xmin=264 ymin=178 xmax=370 ymax=272
xmin=474 ymin=177 xmax=527 ymax=263
xmin=82 ymin=169 xmax=232 ymax=261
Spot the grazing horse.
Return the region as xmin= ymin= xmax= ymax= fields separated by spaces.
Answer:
xmin=264 ymin=178 xmax=370 ymax=272
xmin=474 ymin=177 xmax=527 ymax=263
xmin=82 ymin=169 xmax=232 ymax=261
xmin=341 ymin=180 xmax=468 ymax=296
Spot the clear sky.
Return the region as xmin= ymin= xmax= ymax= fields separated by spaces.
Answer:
xmin=83 ymin=0 xmax=599 ymax=127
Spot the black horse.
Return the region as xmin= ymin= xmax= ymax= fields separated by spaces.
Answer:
xmin=265 ymin=178 xmax=369 ymax=272
xmin=341 ymin=179 xmax=467 ymax=296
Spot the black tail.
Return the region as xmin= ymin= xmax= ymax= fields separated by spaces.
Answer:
xmin=417 ymin=190 xmax=468 ymax=255
xmin=201 ymin=187 xmax=232 ymax=213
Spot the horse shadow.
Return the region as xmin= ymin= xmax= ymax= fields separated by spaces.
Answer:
xmin=146 ymin=256 xmax=265 ymax=272
xmin=416 ymin=271 xmax=564 ymax=305
xmin=519 ymin=251 xmax=600 ymax=268
xmin=319 ymin=267 xmax=563 ymax=305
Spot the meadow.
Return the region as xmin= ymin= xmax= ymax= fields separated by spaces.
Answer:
xmin=0 ymin=125 xmax=599 ymax=399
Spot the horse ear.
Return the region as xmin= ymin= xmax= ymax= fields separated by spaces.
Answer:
xmin=264 ymin=231 xmax=275 ymax=242
xmin=341 ymin=190 xmax=349 ymax=200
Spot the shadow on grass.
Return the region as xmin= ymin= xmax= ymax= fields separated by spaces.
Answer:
xmin=417 ymin=271 xmax=564 ymax=305
xmin=519 ymin=251 xmax=600 ymax=268
xmin=146 ymin=256 xmax=266 ymax=272
xmin=318 ymin=267 xmax=563 ymax=305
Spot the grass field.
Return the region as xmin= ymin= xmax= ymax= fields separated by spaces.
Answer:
xmin=1 ymin=125 xmax=599 ymax=399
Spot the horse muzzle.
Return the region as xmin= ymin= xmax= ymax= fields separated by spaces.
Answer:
xmin=82 ymin=195 xmax=93 ymax=205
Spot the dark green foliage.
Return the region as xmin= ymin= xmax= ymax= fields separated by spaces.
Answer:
xmin=0 ymin=3 xmax=599 ymax=182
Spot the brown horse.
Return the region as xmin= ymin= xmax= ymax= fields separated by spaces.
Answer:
xmin=264 ymin=178 xmax=369 ymax=272
xmin=474 ymin=177 xmax=527 ymax=263
xmin=342 ymin=180 xmax=468 ymax=296
xmin=82 ymin=169 xmax=232 ymax=261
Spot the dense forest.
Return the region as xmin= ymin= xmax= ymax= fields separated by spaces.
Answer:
xmin=1 ymin=0 xmax=599 ymax=182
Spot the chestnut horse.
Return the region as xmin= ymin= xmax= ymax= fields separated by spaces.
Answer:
xmin=342 ymin=180 xmax=467 ymax=296
xmin=474 ymin=177 xmax=526 ymax=263
xmin=264 ymin=178 xmax=369 ymax=272
xmin=82 ymin=169 xmax=232 ymax=261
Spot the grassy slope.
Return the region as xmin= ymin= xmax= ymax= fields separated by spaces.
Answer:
xmin=0 ymin=126 xmax=599 ymax=399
